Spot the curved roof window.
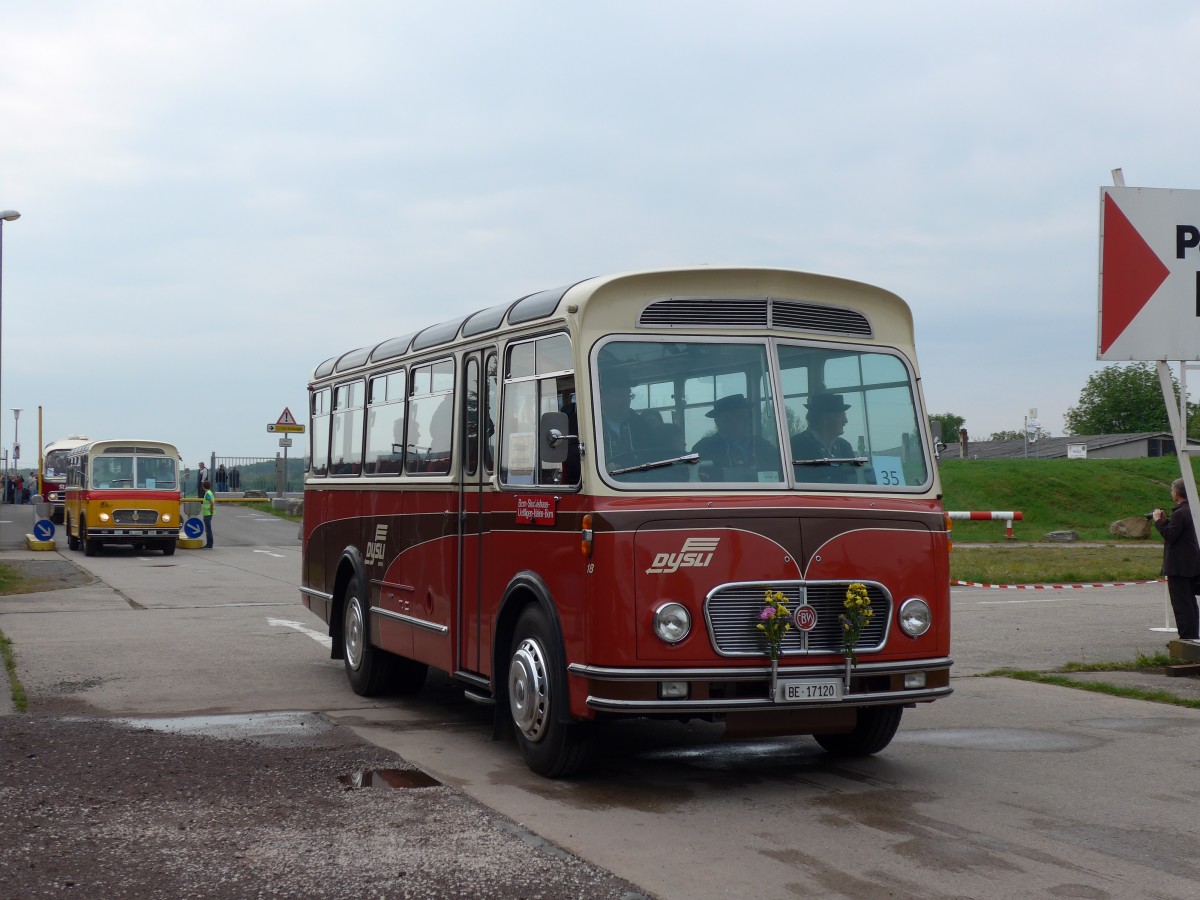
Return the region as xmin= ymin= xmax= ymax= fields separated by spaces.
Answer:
xmin=334 ymin=346 xmax=372 ymax=373
xmin=462 ymin=302 xmax=514 ymax=338
xmin=412 ymin=316 xmax=468 ymax=352
xmin=370 ymin=332 xmax=417 ymax=365
xmin=508 ymin=285 xmax=572 ymax=325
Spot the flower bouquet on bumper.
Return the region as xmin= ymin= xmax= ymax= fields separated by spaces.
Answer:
xmin=758 ymin=590 xmax=791 ymax=697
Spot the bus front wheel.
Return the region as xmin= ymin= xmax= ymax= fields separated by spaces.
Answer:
xmin=81 ymin=519 xmax=99 ymax=557
xmin=66 ymin=516 xmax=80 ymax=551
xmin=814 ymin=705 xmax=903 ymax=757
xmin=507 ymin=606 xmax=594 ymax=778
xmin=342 ymin=572 xmax=394 ymax=696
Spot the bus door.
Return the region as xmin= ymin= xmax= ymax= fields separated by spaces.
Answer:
xmin=457 ymin=350 xmax=496 ymax=677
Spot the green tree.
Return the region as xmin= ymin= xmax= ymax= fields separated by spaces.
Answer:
xmin=928 ymin=412 xmax=965 ymax=443
xmin=989 ymin=430 xmax=1025 ymax=440
xmin=1064 ymin=362 xmax=1198 ymax=436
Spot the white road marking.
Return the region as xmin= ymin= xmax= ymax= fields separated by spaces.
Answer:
xmin=267 ymin=617 xmax=332 ymax=649
xmin=252 ymin=549 xmax=286 ymax=558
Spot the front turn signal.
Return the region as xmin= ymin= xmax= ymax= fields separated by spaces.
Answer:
xmin=580 ymin=513 xmax=593 ymax=558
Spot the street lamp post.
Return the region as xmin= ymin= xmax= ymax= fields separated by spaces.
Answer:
xmin=12 ymin=408 xmax=20 ymax=476
xmin=0 ymin=210 xmax=23 ymax=480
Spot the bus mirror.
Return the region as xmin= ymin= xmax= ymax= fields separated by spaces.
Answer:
xmin=540 ymin=411 xmax=574 ymax=464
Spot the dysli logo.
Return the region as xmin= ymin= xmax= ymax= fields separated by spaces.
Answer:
xmin=646 ymin=536 xmax=720 ymax=574
xmin=365 ymin=523 xmax=388 ymax=566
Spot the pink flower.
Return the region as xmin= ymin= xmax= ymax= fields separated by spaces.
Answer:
xmin=760 ymin=607 xmax=775 ymax=620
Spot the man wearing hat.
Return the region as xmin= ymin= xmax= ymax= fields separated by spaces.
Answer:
xmin=691 ymin=393 xmax=781 ymax=479
xmin=791 ymin=392 xmax=856 ymax=478
xmin=598 ymin=366 xmax=663 ymax=460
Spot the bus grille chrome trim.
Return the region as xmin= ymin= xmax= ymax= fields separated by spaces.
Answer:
xmin=705 ymin=580 xmax=890 ymax=657
xmin=112 ymin=509 xmax=160 ymax=525
xmin=637 ymin=296 xmax=873 ymax=337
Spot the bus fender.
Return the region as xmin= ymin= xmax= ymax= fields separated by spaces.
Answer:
xmin=492 ymin=570 xmax=571 ymax=736
xmin=328 ymin=546 xmax=367 ymax=661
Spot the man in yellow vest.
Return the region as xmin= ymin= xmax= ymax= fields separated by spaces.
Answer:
xmin=201 ymin=480 xmax=215 ymax=549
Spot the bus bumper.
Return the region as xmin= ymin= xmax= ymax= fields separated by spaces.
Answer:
xmin=567 ymin=656 xmax=952 ymax=715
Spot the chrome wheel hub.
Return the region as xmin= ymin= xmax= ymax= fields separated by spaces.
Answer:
xmin=345 ymin=596 xmax=365 ymax=670
xmin=509 ymin=637 xmax=549 ymax=742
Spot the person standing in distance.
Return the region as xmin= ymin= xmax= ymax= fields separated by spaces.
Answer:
xmin=201 ymin=479 xmax=216 ymax=549
xmin=1152 ymin=477 xmax=1200 ymax=640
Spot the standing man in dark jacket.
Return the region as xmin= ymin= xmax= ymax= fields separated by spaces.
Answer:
xmin=1153 ymin=478 xmax=1200 ymax=640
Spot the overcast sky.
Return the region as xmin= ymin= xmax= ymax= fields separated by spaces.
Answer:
xmin=2 ymin=1 xmax=1199 ymax=468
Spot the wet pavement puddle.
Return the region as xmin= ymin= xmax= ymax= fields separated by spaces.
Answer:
xmin=893 ymin=727 xmax=1098 ymax=751
xmin=339 ymin=768 xmax=442 ymax=789
xmin=115 ymin=711 xmax=336 ymax=744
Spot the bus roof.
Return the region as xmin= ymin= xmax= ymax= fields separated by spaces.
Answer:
xmin=310 ymin=266 xmax=913 ymax=383
xmin=43 ymin=435 xmax=91 ymax=454
xmin=67 ymin=439 xmax=182 ymax=458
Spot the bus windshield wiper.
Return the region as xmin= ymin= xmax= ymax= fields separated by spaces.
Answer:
xmin=791 ymin=456 xmax=870 ymax=467
xmin=611 ymin=452 xmax=701 ymax=476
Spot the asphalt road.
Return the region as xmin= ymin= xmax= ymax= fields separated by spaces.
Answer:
xmin=3 ymin=501 xmax=1200 ymax=899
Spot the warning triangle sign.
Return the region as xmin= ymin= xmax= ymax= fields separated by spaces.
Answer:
xmin=1099 ymin=193 xmax=1170 ymax=354
xmin=276 ymin=407 xmax=297 ymax=426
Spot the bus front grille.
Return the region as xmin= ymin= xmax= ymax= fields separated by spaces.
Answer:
xmin=705 ymin=581 xmax=890 ymax=657
xmin=112 ymin=509 xmax=160 ymax=525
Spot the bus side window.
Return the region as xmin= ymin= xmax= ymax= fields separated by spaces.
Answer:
xmin=310 ymin=388 xmax=331 ymax=477
xmin=500 ymin=333 xmax=577 ymax=488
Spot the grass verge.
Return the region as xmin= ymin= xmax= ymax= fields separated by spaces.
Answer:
xmin=982 ymin=652 xmax=1200 ymax=710
xmin=951 ymin=545 xmax=1162 ymax=584
xmin=0 ymin=627 xmax=28 ymax=712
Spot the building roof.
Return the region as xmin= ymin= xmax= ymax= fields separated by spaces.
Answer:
xmin=939 ymin=432 xmax=1200 ymax=461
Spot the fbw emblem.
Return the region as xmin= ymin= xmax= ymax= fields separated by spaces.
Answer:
xmin=365 ymin=524 xmax=388 ymax=566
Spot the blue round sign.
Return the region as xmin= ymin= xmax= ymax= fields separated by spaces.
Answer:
xmin=183 ymin=517 xmax=205 ymax=539
xmin=33 ymin=518 xmax=55 ymax=542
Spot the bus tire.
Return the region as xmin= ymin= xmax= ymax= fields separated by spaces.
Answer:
xmin=507 ymin=605 xmax=594 ymax=778
xmin=82 ymin=519 xmax=99 ymax=557
xmin=161 ymin=541 xmax=176 ymax=556
xmin=814 ymin=704 xmax=903 ymax=757
xmin=342 ymin=572 xmax=394 ymax=696
xmin=67 ymin=518 xmax=80 ymax=551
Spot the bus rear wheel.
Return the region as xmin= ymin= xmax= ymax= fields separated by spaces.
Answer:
xmin=814 ymin=705 xmax=903 ymax=757
xmin=507 ymin=606 xmax=594 ymax=778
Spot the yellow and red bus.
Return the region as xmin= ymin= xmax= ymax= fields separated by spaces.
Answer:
xmin=301 ymin=267 xmax=951 ymax=776
xmin=64 ymin=439 xmax=182 ymax=556
xmin=40 ymin=434 xmax=90 ymax=523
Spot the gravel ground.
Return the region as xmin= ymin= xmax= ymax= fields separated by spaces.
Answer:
xmin=0 ymin=714 xmax=648 ymax=899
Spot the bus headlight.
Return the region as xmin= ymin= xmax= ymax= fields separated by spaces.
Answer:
xmin=161 ymin=513 xmax=172 ymax=523
xmin=898 ymin=598 xmax=932 ymax=637
xmin=653 ymin=602 xmax=691 ymax=644
xmin=98 ymin=512 xmax=111 ymax=523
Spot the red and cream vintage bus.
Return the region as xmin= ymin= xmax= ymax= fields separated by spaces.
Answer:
xmin=301 ymin=267 xmax=952 ymax=776
xmin=41 ymin=434 xmax=90 ymax=523
xmin=64 ymin=439 xmax=182 ymax=556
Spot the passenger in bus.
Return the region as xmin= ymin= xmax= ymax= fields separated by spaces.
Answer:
xmin=691 ymin=393 xmax=780 ymax=480
xmin=791 ymin=392 xmax=857 ymax=482
xmin=598 ymin=368 xmax=660 ymax=460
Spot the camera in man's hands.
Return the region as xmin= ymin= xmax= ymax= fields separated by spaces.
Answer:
xmin=1144 ymin=512 xmax=1156 ymax=520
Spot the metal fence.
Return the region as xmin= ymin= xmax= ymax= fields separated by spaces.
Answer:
xmin=180 ymin=455 xmax=308 ymax=497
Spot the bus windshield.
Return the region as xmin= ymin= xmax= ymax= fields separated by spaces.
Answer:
xmin=43 ymin=450 xmax=71 ymax=479
xmin=91 ymin=454 xmax=177 ymax=489
xmin=596 ymin=339 xmax=929 ymax=489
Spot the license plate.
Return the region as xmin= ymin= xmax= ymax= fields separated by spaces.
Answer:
xmin=776 ymin=678 xmax=843 ymax=702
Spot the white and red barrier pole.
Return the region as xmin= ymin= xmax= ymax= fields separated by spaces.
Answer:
xmin=947 ymin=511 xmax=1023 ymax=540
